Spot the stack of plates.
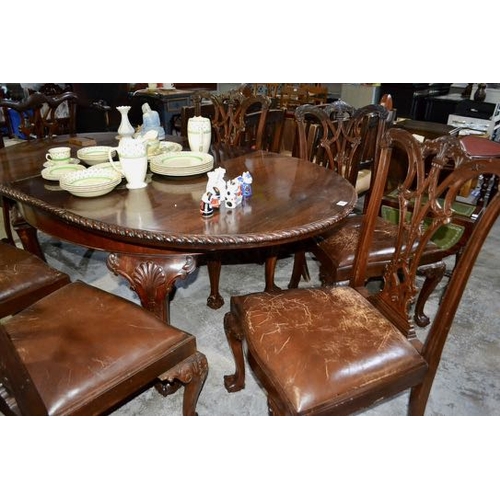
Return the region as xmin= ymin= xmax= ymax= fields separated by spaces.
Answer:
xmin=148 ymin=141 xmax=183 ymax=159
xmin=150 ymin=152 xmax=214 ymax=177
xmin=60 ymin=168 xmax=122 ymax=198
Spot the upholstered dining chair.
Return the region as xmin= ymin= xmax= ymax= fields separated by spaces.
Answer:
xmin=0 ymin=241 xmax=70 ymax=319
xmin=222 ymin=127 xmax=500 ymax=415
xmin=0 ymin=276 xmax=208 ymax=416
xmin=287 ymin=102 xmax=388 ymax=287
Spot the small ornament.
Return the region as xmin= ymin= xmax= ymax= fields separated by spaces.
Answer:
xmin=200 ymin=192 xmax=215 ymax=218
xmin=241 ymin=171 xmax=253 ymax=198
xmin=224 ymin=177 xmax=243 ymax=208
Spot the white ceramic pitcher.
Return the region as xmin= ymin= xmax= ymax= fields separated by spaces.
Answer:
xmin=187 ymin=116 xmax=211 ymax=154
xmin=108 ymin=137 xmax=148 ymax=189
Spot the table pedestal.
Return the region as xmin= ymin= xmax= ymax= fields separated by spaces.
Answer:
xmin=107 ymin=253 xmax=199 ymax=324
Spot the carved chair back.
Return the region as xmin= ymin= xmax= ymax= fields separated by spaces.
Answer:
xmin=353 ymin=128 xmax=500 ymax=343
xmin=0 ymin=91 xmax=78 ymax=140
xmin=295 ymin=103 xmax=388 ymax=196
xmin=240 ymin=108 xmax=286 ymax=153
xmin=193 ymin=89 xmax=271 ymax=149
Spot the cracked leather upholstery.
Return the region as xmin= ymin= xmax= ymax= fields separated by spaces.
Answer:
xmin=231 ymin=287 xmax=427 ymax=415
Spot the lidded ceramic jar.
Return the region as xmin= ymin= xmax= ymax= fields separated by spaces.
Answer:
xmin=188 ymin=116 xmax=211 ymax=154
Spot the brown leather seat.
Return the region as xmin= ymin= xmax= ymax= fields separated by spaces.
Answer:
xmin=223 ymin=127 xmax=500 ymax=415
xmin=0 ymin=280 xmax=208 ymax=416
xmin=228 ymin=287 xmax=427 ymax=415
xmin=0 ymin=241 xmax=70 ymax=318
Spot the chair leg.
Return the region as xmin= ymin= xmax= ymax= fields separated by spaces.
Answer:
xmin=156 ymin=351 xmax=209 ymax=416
xmin=206 ymin=257 xmax=224 ymax=309
xmin=264 ymin=254 xmax=281 ymax=292
xmin=223 ymin=311 xmax=246 ymax=392
xmin=288 ymin=251 xmax=310 ymax=288
xmin=414 ymin=261 xmax=446 ymax=327
xmin=1 ymin=196 xmax=15 ymax=246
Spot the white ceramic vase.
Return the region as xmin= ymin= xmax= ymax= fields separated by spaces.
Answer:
xmin=117 ymin=106 xmax=135 ymax=139
xmin=188 ymin=116 xmax=211 ymax=154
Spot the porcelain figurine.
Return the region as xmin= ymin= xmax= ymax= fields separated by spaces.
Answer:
xmin=224 ymin=177 xmax=243 ymax=209
xmin=205 ymin=167 xmax=226 ymax=207
xmin=200 ymin=192 xmax=215 ymax=217
xmin=140 ymin=103 xmax=165 ymax=140
xmin=240 ymin=171 xmax=253 ymax=198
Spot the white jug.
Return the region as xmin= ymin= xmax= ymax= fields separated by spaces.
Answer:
xmin=108 ymin=137 xmax=148 ymax=190
xmin=187 ymin=116 xmax=211 ymax=154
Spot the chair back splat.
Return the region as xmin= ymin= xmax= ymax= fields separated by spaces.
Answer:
xmin=223 ymin=127 xmax=500 ymax=415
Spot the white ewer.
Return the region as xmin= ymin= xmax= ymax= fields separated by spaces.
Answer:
xmin=187 ymin=116 xmax=211 ymax=154
xmin=108 ymin=137 xmax=148 ymax=190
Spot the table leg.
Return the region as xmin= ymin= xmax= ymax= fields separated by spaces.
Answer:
xmin=11 ymin=205 xmax=45 ymax=260
xmin=107 ymin=252 xmax=198 ymax=324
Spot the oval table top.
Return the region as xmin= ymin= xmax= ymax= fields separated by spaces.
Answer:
xmin=0 ymin=134 xmax=358 ymax=253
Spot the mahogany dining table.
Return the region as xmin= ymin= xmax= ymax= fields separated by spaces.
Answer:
xmin=0 ymin=132 xmax=357 ymax=323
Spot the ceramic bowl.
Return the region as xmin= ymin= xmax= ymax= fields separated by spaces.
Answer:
xmin=77 ymin=146 xmax=117 ymax=166
xmin=60 ymin=167 xmax=122 ymax=197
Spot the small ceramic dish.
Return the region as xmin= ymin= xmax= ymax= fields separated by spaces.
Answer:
xmin=43 ymin=158 xmax=81 ymax=169
xmin=77 ymin=146 xmax=116 ymax=166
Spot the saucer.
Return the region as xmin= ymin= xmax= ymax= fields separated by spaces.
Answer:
xmin=43 ymin=158 xmax=81 ymax=169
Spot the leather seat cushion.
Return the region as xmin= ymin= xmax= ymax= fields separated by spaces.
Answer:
xmin=317 ymin=215 xmax=399 ymax=269
xmin=317 ymin=215 xmax=441 ymax=273
xmin=234 ymin=287 xmax=427 ymax=415
xmin=4 ymin=281 xmax=196 ymax=415
xmin=0 ymin=243 xmax=70 ymax=318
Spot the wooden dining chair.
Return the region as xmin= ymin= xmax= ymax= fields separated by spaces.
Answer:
xmin=222 ymin=127 xmax=500 ymax=415
xmin=0 ymin=91 xmax=78 ymax=141
xmin=0 ymin=91 xmax=79 ymax=245
xmin=0 ymin=277 xmax=208 ymax=416
xmin=0 ymin=241 xmax=70 ymax=319
xmin=240 ymin=108 xmax=286 ymax=153
xmin=287 ymin=102 xmax=388 ymax=287
xmin=193 ymin=88 xmax=272 ymax=149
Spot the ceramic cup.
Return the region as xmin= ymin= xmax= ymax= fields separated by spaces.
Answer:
xmin=188 ymin=116 xmax=211 ymax=154
xmin=46 ymin=146 xmax=71 ymax=163
xmin=108 ymin=142 xmax=148 ymax=190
